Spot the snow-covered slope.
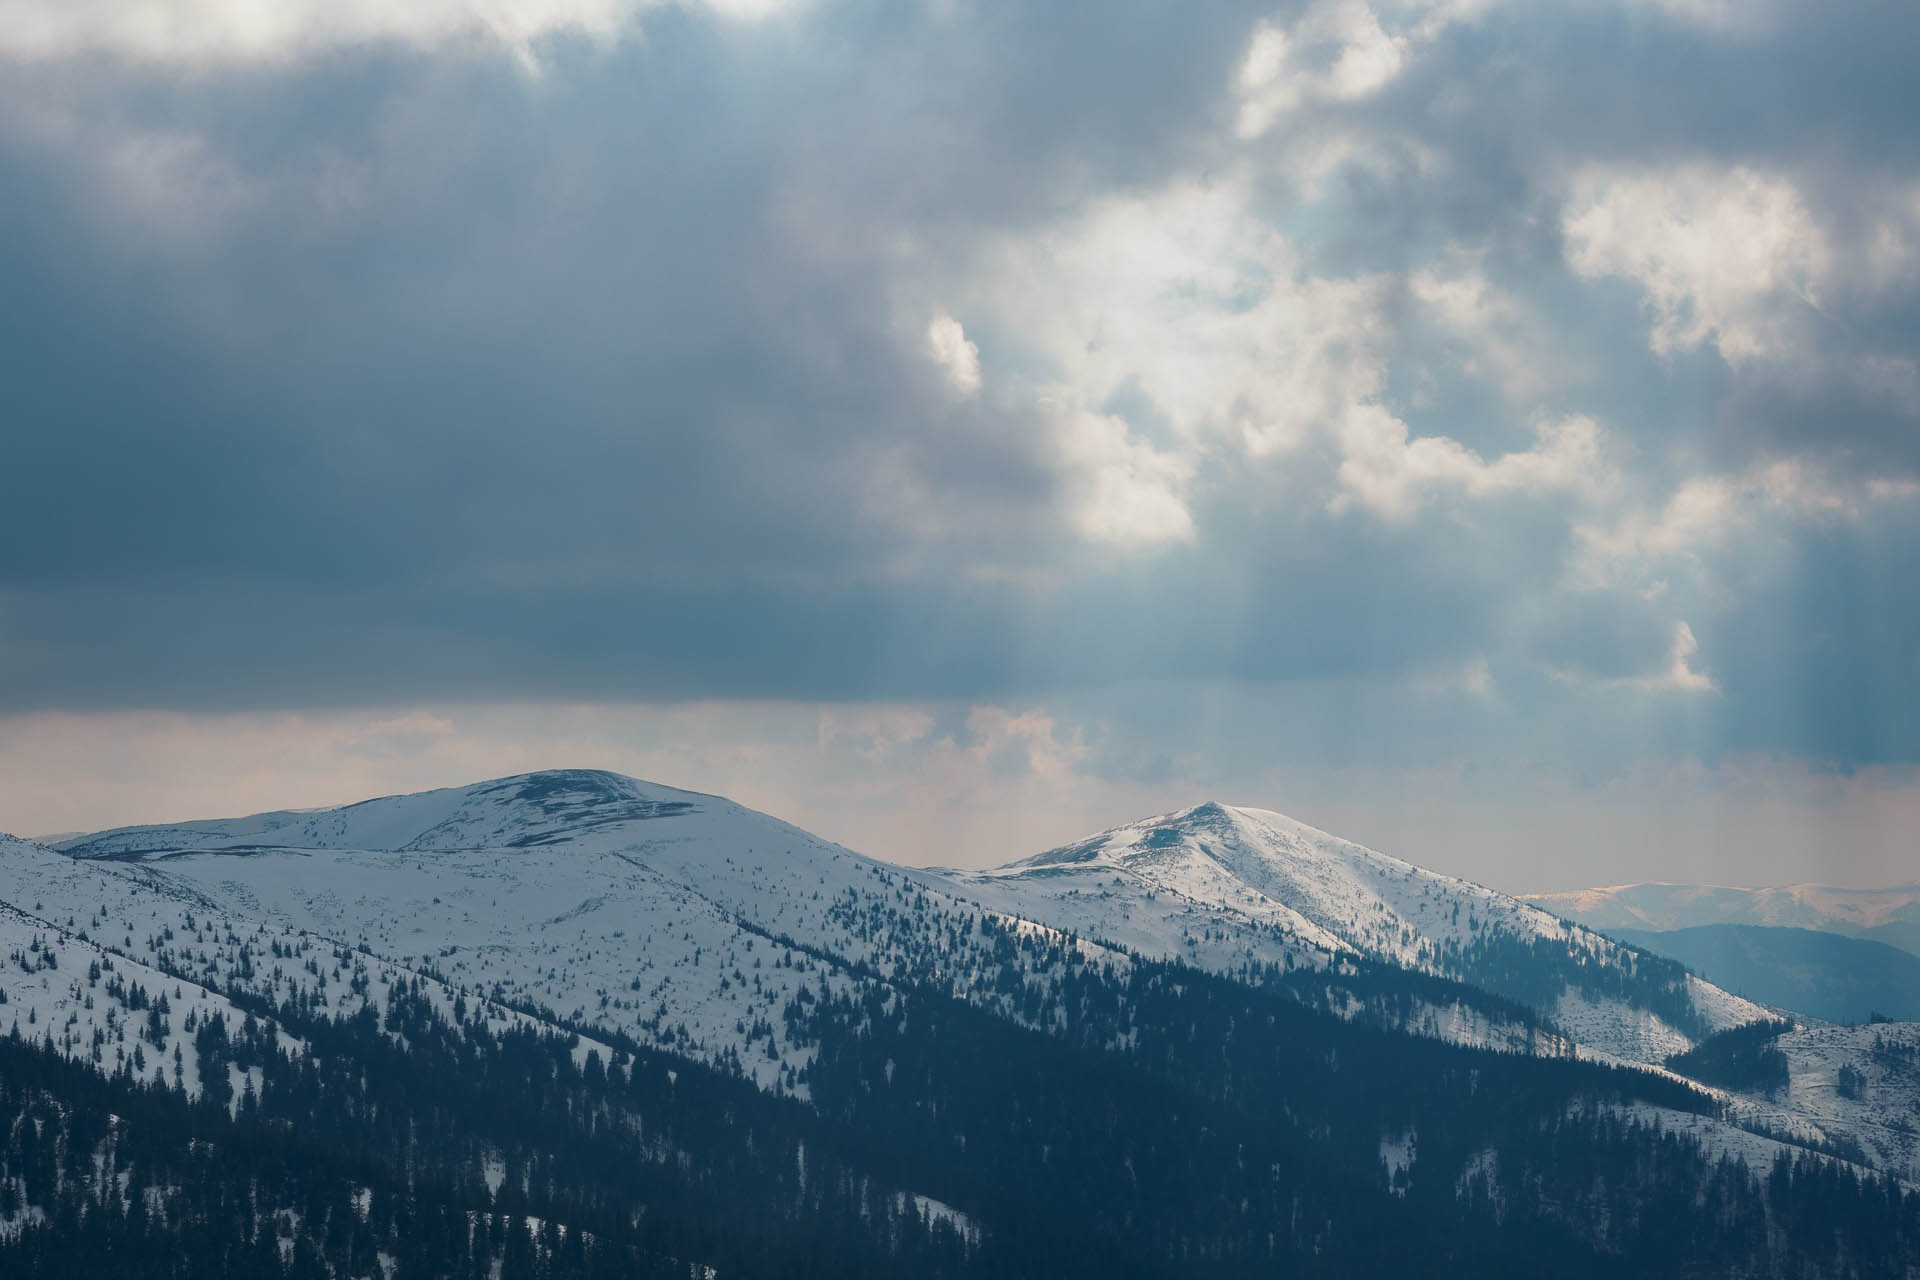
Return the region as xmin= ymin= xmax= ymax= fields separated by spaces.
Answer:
xmin=1773 ymin=1021 xmax=1920 ymax=1182
xmin=46 ymin=772 xmax=1144 ymax=1092
xmin=57 ymin=771 xmax=729 ymax=861
xmin=990 ymin=802 xmax=1576 ymax=969
xmin=934 ymin=801 xmax=1771 ymax=1063
xmin=0 ymin=830 xmax=602 ymax=1103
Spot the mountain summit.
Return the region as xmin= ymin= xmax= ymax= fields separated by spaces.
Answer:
xmin=1003 ymin=798 xmax=1602 ymax=968
xmin=56 ymin=769 xmax=720 ymax=859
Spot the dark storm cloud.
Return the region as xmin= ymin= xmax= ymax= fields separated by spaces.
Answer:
xmin=0 ymin=1 xmax=1277 ymax=591
xmin=0 ymin=494 xmax=1525 ymax=710
xmin=2 ymin=0 xmax=1917 ymax=774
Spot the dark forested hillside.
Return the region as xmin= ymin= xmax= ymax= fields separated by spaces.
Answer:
xmin=3 ymin=929 xmax=1917 ymax=1279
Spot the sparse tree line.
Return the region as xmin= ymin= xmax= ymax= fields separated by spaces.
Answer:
xmin=0 ymin=919 xmax=1914 ymax=1277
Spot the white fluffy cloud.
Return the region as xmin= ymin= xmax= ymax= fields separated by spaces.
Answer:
xmin=926 ymin=313 xmax=982 ymax=395
xmin=1236 ymin=0 xmax=1409 ymax=139
xmin=0 ymin=0 xmax=791 ymax=64
xmin=1332 ymin=411 xmax=1612 ymax=520
xmin=972 ymin=175 xmax=1380 ymax=458
xmin=943 ymin=174 xmax=1384 ymax=546
xmin=943 ymin=165 xmax=1629 ymax=541
xmin=1051 ymin=409 xmax=1195 ymax=546
xmin=1562 ymin=165 xmax=1830 ymax=365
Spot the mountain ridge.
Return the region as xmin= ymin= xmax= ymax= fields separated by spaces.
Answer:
xmin=1526 ymin=879 xmax=1920 ymax=960
xmin=8 ymin=770 xmax=1920 ymax=1208
xmin=24 ymin=775 xmax=1776 ymax=1066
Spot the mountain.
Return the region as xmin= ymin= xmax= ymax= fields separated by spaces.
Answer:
xmin=1606 ymin=924 xmax=1920 ymax=1025
xmin=49 ymin=778 xmax=1698 ymax=1071
xmin=45 ymin=769 xmax=1121 ymax=1093
xmin=933 ymin=801 xmax=1766 ymax=1064
xmin=3 ymin=770 xmax=1918 ymax=1277
xmin=1526 ymin=881 xmax=1920 ymax=960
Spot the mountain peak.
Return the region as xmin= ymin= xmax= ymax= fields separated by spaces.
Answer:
xmin=57 ymin=767 xmax=720 ymax=860
xmin=1010 ymin=800 xmax=1292 ymax=869
xmin=1180 ymin=800 xmax=1235 ymax=821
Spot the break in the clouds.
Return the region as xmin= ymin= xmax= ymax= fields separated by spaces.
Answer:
xmin=2 ymin=0 xmax=1918 ymax=880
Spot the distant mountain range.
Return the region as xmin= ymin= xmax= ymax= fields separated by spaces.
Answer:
xmin=1525 ymin=881 xmax=1920 ymax=959
xmin=2 ymin=770 xmax=1916 ymax=1277
xmin=1606 ymin=924 xmax=1920 ymax=1025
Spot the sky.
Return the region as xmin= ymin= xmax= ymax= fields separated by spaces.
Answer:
xmin=2 ymin=0 xmax=1918 ymax=891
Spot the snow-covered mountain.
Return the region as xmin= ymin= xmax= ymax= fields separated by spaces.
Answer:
xmin=935 ymin=799 xmax=1920 ymax=1185
xmin=55 ymin=778 xmax=1763 ymax=1066
xmin=7 ymin=770 xmax=1919 ymax=1196
xmin=1525 ymin=881 xmax=1920 ymax=958
xmin=932 ymin=801 xmax=1767 ymax=1065
xmin=47 ymin=770 xmax=1034 ymax=1093
xmin=976 ymin=800 xmax=1565 ymax=970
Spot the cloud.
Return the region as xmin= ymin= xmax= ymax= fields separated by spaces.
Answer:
xmin=1406 ymin=263 xmax=1572 ymax=403
xmin=1574 ymin=459 xmax=1919 ymax=587
xmin=1563 ymin=164 xmax=1830 ymax=365
xmin=1050 ymin=410 xmax=1195 ymax=546
xmin=952 ymin=705 xmax=1089 ymax=780
xmin=0 ymin=0 xmax=1917 ymax=810
xmin=1624 ymin=620 xmax=1717 ymax=694
xmin=957 ymin=172 xmax=1386 ymax=459
xmin=1332 ymin=411 xmax=1612 ymax=520
xmin=926 ymin=313 xmax=981 ymax=395
xmin=1236 ymin=0 xmax=1409 ymax=139
xmin=0 ymin=0 xmax=791 ymax=66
